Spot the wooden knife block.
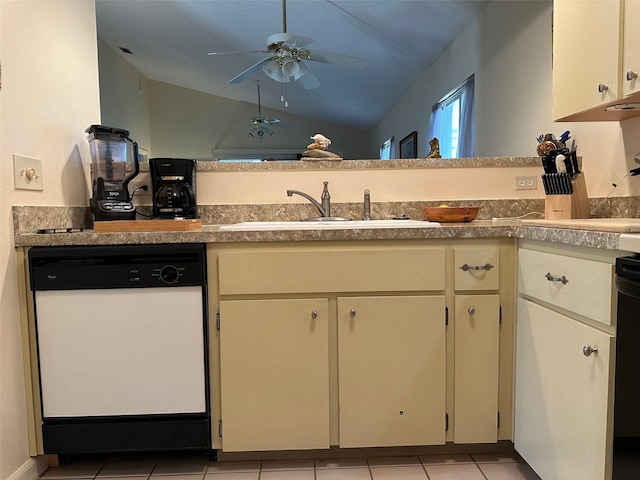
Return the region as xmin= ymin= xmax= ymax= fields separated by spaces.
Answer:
xmin=544 ymin=173 xmax=589 ymax=219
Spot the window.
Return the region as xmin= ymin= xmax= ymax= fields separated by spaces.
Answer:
xmin=379 ymin=137 xmax=395 ymax=160
xmin=427 ymin=74 xmax=475 ymax=158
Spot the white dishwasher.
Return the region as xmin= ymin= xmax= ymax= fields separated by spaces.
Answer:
xmin=29 ymin=243 xmax=211 ymax=455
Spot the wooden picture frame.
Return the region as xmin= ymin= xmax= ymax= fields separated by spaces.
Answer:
xmin=399 ymin=131 xmax=417 ymax=159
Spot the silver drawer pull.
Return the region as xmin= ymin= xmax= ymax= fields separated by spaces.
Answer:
xmin=467 ymin=306 xmax=475 ymax=315
xmin=545 ymin=272 xmax=569 ymax=284
xmin=583 ymin=345 xmax=598 ymax=357
xmin=350 ymin=308 xmax=356 ymax=318
xmin=598 ymin=83 xmax=609 ymax=93
xmin=311 ymin=310 xmax=318 ymax=320
xmin=460 ymin=263 xmax=494 ymax=272
xmin=626 ymin=71 xmax=638 ymax=81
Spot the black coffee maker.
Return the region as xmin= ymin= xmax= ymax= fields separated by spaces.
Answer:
xmin=149 ymin=158 xmax=197 ymax=219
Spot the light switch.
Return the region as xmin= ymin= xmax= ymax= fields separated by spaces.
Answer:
xmin=13 ymin=154 xmax=44 ymax=191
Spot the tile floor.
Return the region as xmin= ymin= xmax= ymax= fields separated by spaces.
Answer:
xmin=41 ymin=451 xmax=542 ymax=480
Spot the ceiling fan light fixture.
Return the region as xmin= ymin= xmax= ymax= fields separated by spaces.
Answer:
xmin=292 ymin=60 xmax=308 ymax=81
xmin=281 ymin=58 xmax=300 ymax=78
xmin=263 ymin=60 xmax=289 ymax=83
xmin=249 ymin=125 xmax=273 ymax=137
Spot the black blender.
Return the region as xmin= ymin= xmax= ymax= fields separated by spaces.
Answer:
xmin=87 ymin=125 xmax=139 ymax=221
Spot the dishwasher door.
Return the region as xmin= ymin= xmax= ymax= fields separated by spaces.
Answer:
xmin=36 ymin=286 xmax=205 ymax=417
xmin=29 ymin=243 xmax=210 ymax=454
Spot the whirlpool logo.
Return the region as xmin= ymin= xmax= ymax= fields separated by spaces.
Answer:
xmin=47 ymin=274 xmax=57 ymax=280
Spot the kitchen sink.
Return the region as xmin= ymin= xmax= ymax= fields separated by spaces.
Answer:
xmin=215 ymin=219 xmax=440 ymax=231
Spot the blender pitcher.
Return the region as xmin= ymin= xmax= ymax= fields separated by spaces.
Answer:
xmin=87 ymin=125 xmax=139 ymax=221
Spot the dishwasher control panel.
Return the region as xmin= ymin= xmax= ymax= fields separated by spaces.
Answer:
xmin=29 ymin=244 xmax=206 ymax=290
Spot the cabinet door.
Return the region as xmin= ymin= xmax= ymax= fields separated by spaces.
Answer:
xmin=515 ymin=298 xmax=614 ymax=480
xmin=623 ymin=0 xmax=640 ymax=97
xmin=219 ymin=298 xmax=329 ymax=452
xmin=553 ymin=0 xmax=621 ymax=120
xmin=337 ymin=296 xmax=446 ymax=447
xmin=454 ymin=295 xmax=500 ymax=443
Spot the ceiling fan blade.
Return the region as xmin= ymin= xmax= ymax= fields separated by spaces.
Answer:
xmin=273 ymin=122 xmax=302 ymax=128
xmin=207 ymin=49 xmax=269 ymax=56
xmin=282 ymin=33 xmax=314 ymax=49
xmin=297 ymin=67 xmax=321 ymax=90
xmin=229 ymin=57 xmax=272 ymax=84
xmin=307 ymin=50 xmax=366 ymax=70
xmin=266 ymin=32 xmax=314 ymax=50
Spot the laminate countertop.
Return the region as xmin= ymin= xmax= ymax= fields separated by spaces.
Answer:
xmin=13 ymin=219 xmax=638 ymax=253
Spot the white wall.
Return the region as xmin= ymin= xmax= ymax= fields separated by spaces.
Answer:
xmin=0 ymin=2 xmax=101 ymax=480
xmin=374 ymin=0 xmax=640 ymax=199
xmin=147 ymin=81 xmax=372 ymax=159
xmin=98 ymin=40 xmax=151 ymax=154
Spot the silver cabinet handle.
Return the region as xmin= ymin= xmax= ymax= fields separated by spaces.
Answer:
xmin=598 ymin=83 xmax=609 ymax=93
xmin=350 ymin=308 xmax=356 ymax=318
xmin=311 ymin=310 xmax=317 ymax=320
xmin=460 ymin=263 xmax=494 ymax=271
xmin=627 ymin=71 xmax=638 ymax=81
xmin=583 ymin=345 xmax=598 ymax=357
xmin=545 ymin=272 xmax=569 ymax=284
xmin=467 ymin=306 xmax=475 ymax=315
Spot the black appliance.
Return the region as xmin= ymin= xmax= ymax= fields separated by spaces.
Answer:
xmin=150 ymin=158 xmax=197 ymax=219
xmin=87 ymin=125 xmax=139 ymax=221
xmin=613 ymin=255 xmax=640 ymax=478
xmin=29 ymin=244 xmax=210 ymax=455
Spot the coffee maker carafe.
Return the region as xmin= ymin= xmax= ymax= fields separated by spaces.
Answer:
xmin=87 ymin=125 xmax=139 ymax=221
xmin=149 ymin=158 xmax=197 ymax=219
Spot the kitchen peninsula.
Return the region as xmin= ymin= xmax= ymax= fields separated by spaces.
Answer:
xmin=14 ymin=200 xmax=639 ymax=480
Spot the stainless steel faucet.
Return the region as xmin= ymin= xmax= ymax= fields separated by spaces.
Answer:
xmin=286 ymin=181 xmax=331 ymax=217
xmin=363 ymin=189 xmax=371 ymax=220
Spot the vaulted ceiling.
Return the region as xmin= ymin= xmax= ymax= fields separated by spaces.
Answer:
xmin=96 ymin=0 xmax=488 ymax=130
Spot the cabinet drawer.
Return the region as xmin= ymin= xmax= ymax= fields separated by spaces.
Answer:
xmin=454 ymin=247 xmax=500 ymax=291
xmin=219 ymin=248 xmax=445 ymax=295
xmin=518 ymin=248 xmax=614 ymax=325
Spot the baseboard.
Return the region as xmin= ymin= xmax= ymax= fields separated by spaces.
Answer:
xmin=7 ymin=456 xmax=48 ymax=480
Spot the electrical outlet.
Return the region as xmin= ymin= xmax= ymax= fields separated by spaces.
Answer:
xmin=13 ymin=154 xmax=44 ymax=191
xmin=515 ymin=175 xmax=537 ymax=190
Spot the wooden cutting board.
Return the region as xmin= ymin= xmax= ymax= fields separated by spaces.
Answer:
xmin=522 ymin=218 xmax=640 ymax=233
xmin=94 ymin=219 xmax=202 ymax=233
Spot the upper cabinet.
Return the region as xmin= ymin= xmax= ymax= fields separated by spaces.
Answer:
xmin=553 ymin=0 xmax=640 ymax=121
xmin=623 ymin=0 xmax=640 ymax=97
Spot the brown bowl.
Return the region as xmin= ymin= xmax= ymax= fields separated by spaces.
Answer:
xmin=423 ymin=206 xmax=479 ymax=223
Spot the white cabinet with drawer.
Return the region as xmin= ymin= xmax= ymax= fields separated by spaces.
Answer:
xmin=515 ymin=241 xmax=621 ymax=480
xmin=518 ymin=247 xmax=615 ymax=326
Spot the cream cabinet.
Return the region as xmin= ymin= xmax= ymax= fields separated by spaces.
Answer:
xmin=452 ymin=247 xmax=501 ymax=444
xmin=218 ymin=298 xmax=330 ymax=452
xmin=623 ymin=0 xmax=640 ymax=97
xmin=337 ymin=295 xmax=446 ymax=448
xmin=208 ymin=239 xmax=516 ymax=452
xmin=453 ymin=295 xmax=500 ymax=443
xmin=553 ymin=0 xmax=640 ymax=121
xmin=515 ymin=240 xmax=621 ymax=480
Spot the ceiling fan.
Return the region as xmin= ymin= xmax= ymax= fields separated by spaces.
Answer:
xmin=207 ymin=0 xmax=366 ymax=90
xmin=242 ymin=81 xmax=301 ymax=137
